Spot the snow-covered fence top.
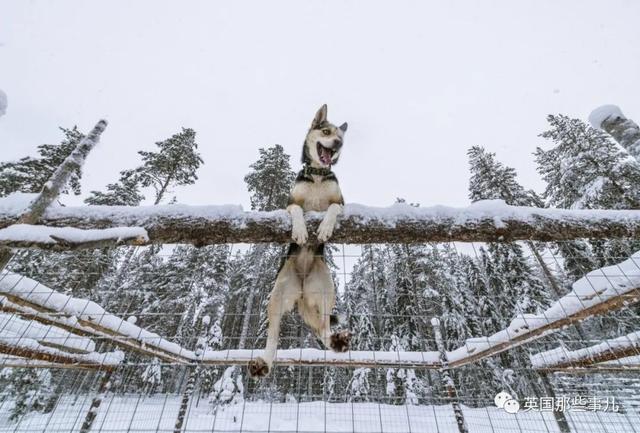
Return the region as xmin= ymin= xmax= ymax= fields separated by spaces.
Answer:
xmin=447 ymin=251 xmax=640 ymax=368
xmin=530 ymin=330 xmax=640 ymax=370
xmin=0 ymin=271 xmax=196 ymax=364
xmin=2 ymin=194 xmax=640 ymax=248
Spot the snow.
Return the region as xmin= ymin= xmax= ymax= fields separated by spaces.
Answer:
xmin=0 ymin=313 xmax=95 ymax=353
xmin=201 ymin=315 xmax=210 ymax=325
xmin=589 ymin=104 xmax=623 ymax=130
xmin=530 ymin=331 xmax=640 ymax=368
xmin=3 ymin=193 xmax=640 ymax=242
xmin=0 ymin=272 xmax=196 ymax=360
xmin=447 ymin=250 xmax=640 ymax=364
xmin=0 ymin=89 xmax=6 ymax=118
xmin=0 ymin=193 xmax=38 ymax=217
xmin=201 ymin=347 xmax=441 ymax=366
xmin=430 ymin=317 xmax=440 ymax=326
xmin=0 ymin=224 xmax=149 ymax=245
xmin=0 ymin=330 xmax=123 ymax=366
xmin=0 ymin=395 xmax=634 ymax=432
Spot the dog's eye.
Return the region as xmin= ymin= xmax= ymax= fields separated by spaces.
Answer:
xmin=322 ymin=129 xmax=331 ymax=136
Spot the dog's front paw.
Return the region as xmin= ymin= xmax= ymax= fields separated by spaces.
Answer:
xmin=317 ymin=219 xmax=335 ymax=243
xmin=330 ymin=330 xmax=352 ymax=353
xmin=248 ymin=357 xmax=270 ymax=378
xmin=292 ymin=224 xmax=308 ymax=246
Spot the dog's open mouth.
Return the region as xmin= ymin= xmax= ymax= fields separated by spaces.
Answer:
xmin=316 ymin=142 xmax=335 ymax=166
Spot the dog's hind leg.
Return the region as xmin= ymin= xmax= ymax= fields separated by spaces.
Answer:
xmin=248 ymin=260 xmax=301 ymax=378
xmin=301 ymin=259 xmax=351 ymax=352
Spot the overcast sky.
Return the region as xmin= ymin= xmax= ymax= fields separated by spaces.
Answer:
xmin=1 ymin=0 xmax=639 ymax=210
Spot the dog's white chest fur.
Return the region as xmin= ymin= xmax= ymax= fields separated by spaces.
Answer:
xmin=291 ymin=177 xmax=342 ymax=212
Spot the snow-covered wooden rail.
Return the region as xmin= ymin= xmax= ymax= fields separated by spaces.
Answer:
xmin=448 ymin=251 xmax=640 ymax=368
xmin=0 ymin=272 xmax=195 ymax=364
xmin=530 ymin=331 xmax=640 ymax=371
xmin=2 ymin=196 xmax=640 ymax=248
xmin=4 ymin=250 xmax=640 ymax=371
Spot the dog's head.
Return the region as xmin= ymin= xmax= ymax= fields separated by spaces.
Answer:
xmin=302 ymin=104 xmax=348 ymax=168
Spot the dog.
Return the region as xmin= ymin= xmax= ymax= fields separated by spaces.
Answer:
xmin=248 ymin=104 xmax=352 ymax=377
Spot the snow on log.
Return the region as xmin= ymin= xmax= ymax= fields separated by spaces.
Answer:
xmin=2 ymin=197 xmax=640 ymax=247
xmin=0 ymin=355 xmax=80 ymax=369
xmin=530 ymin=331 xmax=640 ymax=370
xmin=447 ymin=251 xmax=640 ymax=368
xmin=590 ymin=105 xmax=640 ymax=161
xmin=0 ymin=272 xmax=196 ymax=363
xmin=0 ymin=224 xmax=149 ymax=250
xmin=0 ymin=332 xmax=123 ymax=368
xmin=201 ymin=347 xmax=441 ymax=369
xmin=0 ymin=312 xmax=95 ymax=353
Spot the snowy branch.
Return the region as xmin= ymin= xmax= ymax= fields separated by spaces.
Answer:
xmin=448 ymin=251 xmax=640 ymax=368
xmin=2 ymin=196 xmax=640 ymax=247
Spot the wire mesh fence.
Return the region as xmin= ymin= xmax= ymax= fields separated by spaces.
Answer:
xmin=1 ymin=240 xmax=639 ymax=432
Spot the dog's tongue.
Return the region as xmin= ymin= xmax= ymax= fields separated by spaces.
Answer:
xmin=320 ymin=147 xmax=332 ymax=165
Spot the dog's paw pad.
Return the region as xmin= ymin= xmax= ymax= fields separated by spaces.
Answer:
xmin=248 ymin=358 xmax=270 ymax=378
xmin=330 ymin=330 xmax=352 ymax=353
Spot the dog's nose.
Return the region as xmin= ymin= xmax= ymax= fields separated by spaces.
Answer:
xmin=333 ymin=139 xmax=343 ymax=148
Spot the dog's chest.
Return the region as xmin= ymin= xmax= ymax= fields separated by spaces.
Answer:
xmin=291 ymin=179 xmax=342 ymax=212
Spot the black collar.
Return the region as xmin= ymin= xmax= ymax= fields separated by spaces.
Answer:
xmin=303 ymin=165 xmax=333 ymax=177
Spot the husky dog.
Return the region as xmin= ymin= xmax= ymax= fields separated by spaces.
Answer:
xmin=248 ymin=104 xmax=352 ymax=377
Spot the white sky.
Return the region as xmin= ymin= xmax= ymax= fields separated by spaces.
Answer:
xmin=1 ymin=0 xmax=639 ymax=210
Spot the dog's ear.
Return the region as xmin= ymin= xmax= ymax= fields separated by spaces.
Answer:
xmin=311 ymin=104 xmax=328 ymax=129
xmin=339 ymin=122 xmax=348 ymax=132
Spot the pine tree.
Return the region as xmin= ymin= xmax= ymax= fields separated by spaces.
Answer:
xmin=0 ymin=127 xmax=84 ymax=197
xmin=536 ymin=115 xmax=640 ymax=210
xmin=84 ymin=170 xmax=144 ymax=206
xmin=131 ymin=128 xmax=203 ymax=205
xmin=244 ymin=144 xmax=296 ymax=211
xmin=7 ymin=369 xmax=52 ymax=422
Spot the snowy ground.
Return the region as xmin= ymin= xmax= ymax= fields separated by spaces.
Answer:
xmin=0 ymin=395 xmax=638 ymax=433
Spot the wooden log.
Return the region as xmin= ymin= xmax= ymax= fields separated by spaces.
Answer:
xmin=530 ymin=331 xmax=640 ymax=370
xmin=2 ymin=201 xmax=640 ymax=248
xmin=448 ymin=287 xmax=640 ymax=369
xmin=0 ymin=292 xmax=193 ymax=365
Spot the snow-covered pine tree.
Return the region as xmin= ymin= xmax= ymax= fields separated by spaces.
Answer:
xmin=536 ymin=114 xmax=640 ymax=336
xmin=0 ymin=126 xmax=84 ymax=197
xmin=536 ymin=114 xmax=640 ymax=267
xmin=84 ymin=169 xmax=144 ymax=206
xmin=6 ymin=369 xmax=52 ymax=422
xmin=468 ymin=146 xmax=555 ymax=400
xmin=141 ymin=358 xmax=163 ymax=395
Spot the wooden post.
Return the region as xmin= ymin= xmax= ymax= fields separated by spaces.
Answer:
xmin=538 ymin=372 xmax=572 ymax=433
xmin=593 ymin=105 xmax=640 ymax=162
xmin=79 ymin=368 xmax=114 ymax=433
xmin=0 ymin=119 xmax=108 ymax=271
xmin=432 ymin=317 xmax=469 ymax=433
xmin=173 ymin=317 xmax=205 ymax=433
